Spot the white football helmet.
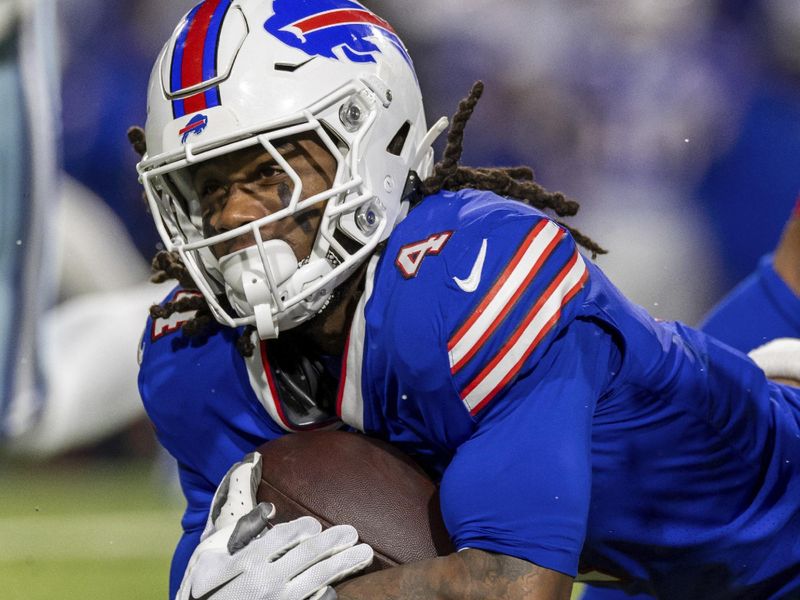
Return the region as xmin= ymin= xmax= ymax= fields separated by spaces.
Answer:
xmin=138 ymin=0 xmax=447 ymax=339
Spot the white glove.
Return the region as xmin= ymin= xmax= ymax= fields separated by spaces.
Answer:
xmin=748 ymin=338 xmax=800 ymax=383
xmin=177 ymin=453 xmax=373 ymax=600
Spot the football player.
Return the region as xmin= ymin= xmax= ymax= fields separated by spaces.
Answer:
xmin=701 ymin=196 xmax=800 ymax=350
xmin=136 ymin=1 xmax=800 ymax=598
xmin=0 ymin=0 xmax=59 ymax=440
xmin=0 ymin=0 xmax=174 ymax=456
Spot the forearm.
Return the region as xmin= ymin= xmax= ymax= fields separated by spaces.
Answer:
xmin=335 ymin=549 xmax=572 ymax=600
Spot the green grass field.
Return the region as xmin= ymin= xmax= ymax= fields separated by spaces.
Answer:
xmin=0 ymin=459 xmax=182 ymax=600
xmin=0 ymin=458 xmax=587 ymax=599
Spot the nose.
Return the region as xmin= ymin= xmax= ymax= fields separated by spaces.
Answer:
xmin=209 ymin=183 xmax=274 ymax=234
xmin=207 ymin=183 xmax=288 ymax=257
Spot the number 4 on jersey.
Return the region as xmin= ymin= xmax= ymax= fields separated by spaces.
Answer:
xmin=395 ymin=231 xmax=452 ymax=279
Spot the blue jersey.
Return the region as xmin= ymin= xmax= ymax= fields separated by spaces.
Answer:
xmin=338 ymin=189 xmax=800 ymax=597
xmin=701 ymin=253 xmax=800 ymax=353
xmin=139 ymin=292 xmax=286 ymax=595
xmin=582 ymin=216 xmax=800 ymax=600
xmin=140 ymin=188 xmax=800 ymax=599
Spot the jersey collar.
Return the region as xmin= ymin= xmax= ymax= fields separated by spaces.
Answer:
xmin=336 ymin=254 xmax=380 ymax=431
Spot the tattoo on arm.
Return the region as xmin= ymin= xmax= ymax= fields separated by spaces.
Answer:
xmin=335 ymin=549 xmax=573 ymax=600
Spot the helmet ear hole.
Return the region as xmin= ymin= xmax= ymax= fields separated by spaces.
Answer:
xmin=386 ymin=121 xmax=411 ymax=156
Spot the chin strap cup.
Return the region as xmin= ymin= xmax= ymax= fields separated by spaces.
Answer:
xmin=218 ymin=241 xmax=336 ymax=338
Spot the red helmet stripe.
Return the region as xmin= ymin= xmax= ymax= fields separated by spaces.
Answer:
xmin=291 ymin=8 xmax=396 ymax=36
xmin=181 ymin=0 xmax=222 ymax=91
xmin=171 ymin=0 xmax=232 ymax=117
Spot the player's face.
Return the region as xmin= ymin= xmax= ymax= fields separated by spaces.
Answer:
xmin=189 ymin=133 xmax=337 ymax=260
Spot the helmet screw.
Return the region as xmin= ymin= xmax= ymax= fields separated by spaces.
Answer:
xmin=356 ymin=202 xmax=380 ymax=235
xmin=384 ymin=176 xmax=394 ymax=193
xmin=339 ymin=101 xmax=365 ymax=132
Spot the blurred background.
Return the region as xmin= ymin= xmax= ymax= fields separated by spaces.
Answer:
xmin=1 ymin=0 xmax=798 ymax=598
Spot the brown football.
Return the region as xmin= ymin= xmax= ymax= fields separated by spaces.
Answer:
xmin=256 ymin=430 xmax=455 ymax=571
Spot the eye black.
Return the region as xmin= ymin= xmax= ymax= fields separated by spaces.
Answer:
xmin=202 ymin=181 xmax=223 ymax=197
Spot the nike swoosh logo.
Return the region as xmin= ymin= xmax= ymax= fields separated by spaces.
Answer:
xmin=274 ymin=57 xmax=315 ymax=72
xmin=453 ymin=238 xmax=487 ymax=293
xmin=189 ymin=571 xmax=244 ymax=600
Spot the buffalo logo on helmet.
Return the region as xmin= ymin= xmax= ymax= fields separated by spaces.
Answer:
xmin=179 ymin=113 xmax=209 ymax=144
xmin=264 ymin=0 xmax=412 ymax=66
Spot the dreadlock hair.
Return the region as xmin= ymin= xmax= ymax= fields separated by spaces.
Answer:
xmin=421 ymin=81 xmax=606 ymax=257
xmin=127 ymin=125 xmax=259 ymax=357
xmin=127 ymin=126 xmax=147 ymax=158
xmin=147 ymin=249 xmax=259 ymax=357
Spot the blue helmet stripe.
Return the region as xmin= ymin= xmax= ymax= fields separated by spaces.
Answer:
xmin=202 ymin=0 xmax=232 ymax=83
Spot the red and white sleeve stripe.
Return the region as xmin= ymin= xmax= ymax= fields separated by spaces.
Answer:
xmin=461 ymin=251 xmax=588 ymax=415
xmin=446 ymin=218 xmax=589 ymax=416
xmin=448 ymin=220 xmax=565 ymax=373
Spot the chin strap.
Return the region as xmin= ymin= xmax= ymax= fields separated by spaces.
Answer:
xmin=253 ymin=303 xmax=279 ymax=339
xmin=411 ymin=116 xmax=449 ymax=174
xmin=402 ymin=170 xmax=424 ymax=209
